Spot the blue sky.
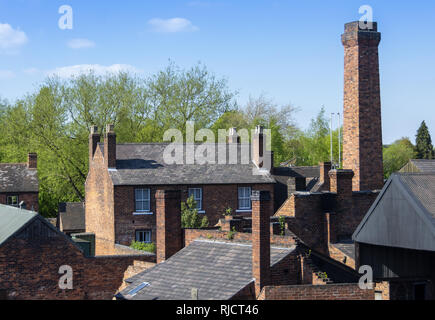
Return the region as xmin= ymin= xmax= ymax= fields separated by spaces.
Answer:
xmin=0 ymin=0 xmax=434 ymax=144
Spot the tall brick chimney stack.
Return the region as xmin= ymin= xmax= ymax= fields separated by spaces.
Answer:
xmin=251 ymin=190 xmax=271 ymax=298
xmin=342 ymin=21 xmax=384 ymax=191
xmin=319 ymin=162 xmax=332 ymax=191
xmin=27 ymin=153 xmax=37 ymax=169
xmin=104 ymin=124 xmax=116 ymax=169
xmin=156 ymin=190 xmax=182 ymax=264
xmin=89 ymin=126 xmax=100 ymax=163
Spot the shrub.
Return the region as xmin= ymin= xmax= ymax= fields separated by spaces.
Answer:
xmin=130 ymin=241 xmax=156 ymax=253
xmin=181 ymin=195 xmax=209 ymax=228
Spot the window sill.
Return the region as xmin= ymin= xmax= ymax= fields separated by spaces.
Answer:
xmin=197 ymin=210 xmax=206 ymax=214
xmin=133 ymin=212 xmax=153 ymax=215
xmin=236 ymin=209 xmax=252 ymax=213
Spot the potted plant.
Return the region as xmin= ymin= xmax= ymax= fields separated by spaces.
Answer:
xmin=223 ymin=207 xmax=233 ymax=220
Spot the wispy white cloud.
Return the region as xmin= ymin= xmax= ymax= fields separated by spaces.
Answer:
xmin=23 ymin=67 xmax=40 ymax=75
xmin=67 ymin=38 xmax=96 ymax=49
xmin=0 ymin=23 xmax=28 ymax=53
xmin=0 ymin=70 xmax=15 ymax=79
xmin=148 ymin=18 xmax=199 ymax=33
xmin=47 ymin=64 xmax=140 ymax=78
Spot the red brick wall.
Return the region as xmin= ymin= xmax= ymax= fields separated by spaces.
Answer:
xmin=183 ymin=229 xmax=297 ymax=248
xmin=85 ymin=146 xmax=115 ymax=250
xmin=0 ymin=217 xmax=154 ymax=300
xmin=113 ymin=183 xmax=274 ymax=246
xmin=259 ymin=283 xmax=377 ymax=300
xmin=0 ymin=192 xmax=39 ymax=212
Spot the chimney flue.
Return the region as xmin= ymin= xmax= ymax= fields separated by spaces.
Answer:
xmin=104 ymin=124 xmax=116 ymax=169
xmin=252 ymin=126 xmax=264 ymax=168
xmin=89 ymin=126 xmax=100 ymax=163
xmin=329 ymin=169 xmax=354 ymax=198
xmin=251 ymin=190 xmax=271 ymax=298
xmin=156 ymin=190 xmax=182 ymax=264
xmin=27 ymin=153 xmax=37 ymax=169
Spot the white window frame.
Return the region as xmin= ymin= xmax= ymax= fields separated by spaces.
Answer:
xmin=135 ymin=230 xmax=152 ymax=243
xmin=135 ymin=188 xmax=151 ymax=212
xmin=7 ymin=195 xmax=19 ymax=207
xmin=188 ymin=188 xmax=203 ymax=211
xmin=238 ymin=187 xmax=252 ymax=210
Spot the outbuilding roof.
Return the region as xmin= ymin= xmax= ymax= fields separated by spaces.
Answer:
xmin=100 ymin=143 xmax=276 ymax=186
xmin=58 ymin=202 xmax=85 ymax=232
xmin=0 ymin=163 xmax=39 ymax=193
xmin=117 ymin=239 xmax=295 ymax=300
xmin=0 ymin=204 xmax=37 ymax=246
xmin=353 ymin=173 xmax=435 ymax=252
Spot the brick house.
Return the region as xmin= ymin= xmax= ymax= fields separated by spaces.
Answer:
xmin=85 ymin=125 xmax=275 ymax=252
xmin=0 ymin=153 xmax=39 ymax=212
xmin=0 ymin=203 xmax=154 ymax=300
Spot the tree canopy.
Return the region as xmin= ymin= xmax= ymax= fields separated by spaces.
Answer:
xmin=415 ymin=121 xmax=434 ymax=160
xmin=1 ymin=63 xmax=431 ymax=217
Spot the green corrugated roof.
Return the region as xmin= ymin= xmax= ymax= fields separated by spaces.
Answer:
xmin=0 ymin=204 xmax=37 ymax=246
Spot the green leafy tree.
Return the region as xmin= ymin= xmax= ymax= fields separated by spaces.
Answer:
xmin=383 ymin=138 xmax=416 ymax=179
xmin=415 ymin=121 xmax=434 ymax=159
xmin=181 ymin=195 xmax=209 ymax=228
xmin=0 ymin=63 xmax=237 ymax=217
xmin=290 ymin=107 xmax=342 ymax=166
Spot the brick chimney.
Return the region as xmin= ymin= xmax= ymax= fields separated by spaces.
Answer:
xmin=228 ymin=127 xmax=239 ymax=144
xmin=27 ymin=153 xmax=37 ymax=169
xmin=342 ymin=21 xmax=383 ymax=191
xmin=329 ymin=169 xmax=354 ymax=198
xmin=89 ymin=125 xmax=100 ymax=163
xmin=156 ymin=190 xmax=182 ymax=264
xmin=104 ymin=124 xmax=116 ymax=169
xmin=251 ymin=190 xmax=271 ymax=297
xmin=252 ymin=126 xmax=264 ymax=168
xmin=319 ymin=162 xmax=332 ymax=191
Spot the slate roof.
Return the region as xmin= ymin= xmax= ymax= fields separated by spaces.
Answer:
xmin=0 ymin=204 xmax=37 ymax=246
xmin=409 ymin=159 xmax=435 ymax=173
xmin=0 ymin=163 xmax=39 ymax=193
xmin=58 ymin=202 xmax=85 ymax=232
xmin=273 ymin=166 xmax=320 ymax=181
xmin=99 ymin=143 xmax=275 ymax=186
xmin=118 ymin=239 xmax=295 ymax=300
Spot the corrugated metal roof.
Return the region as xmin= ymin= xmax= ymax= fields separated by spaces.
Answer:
xmin=118 ymin=239 xmax=295 ymax=300
xmin=353 ymin=173 xmax=435 ymax=251
xmin=0 ymin=204 xmax=37 ymax=246
xmin=398 ymin=173 xmax=435 ymax=220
